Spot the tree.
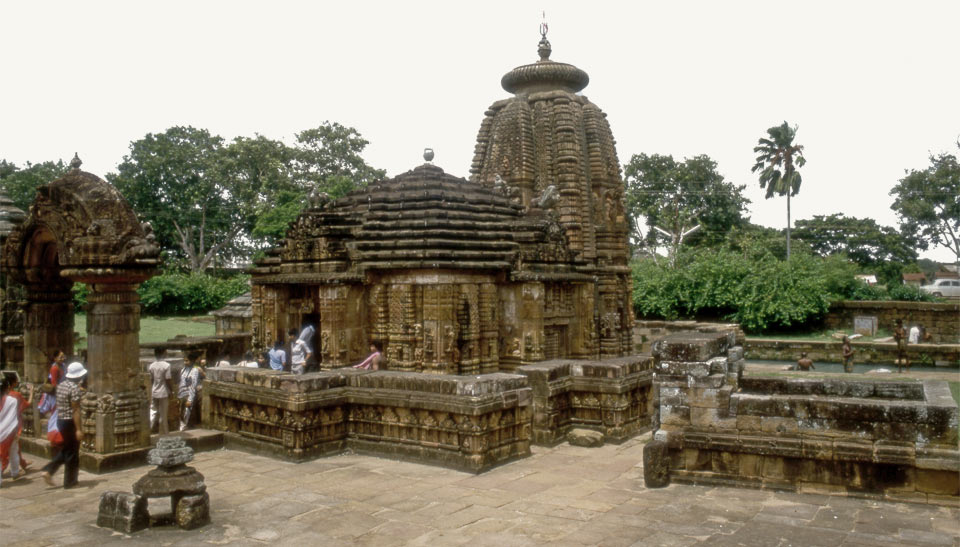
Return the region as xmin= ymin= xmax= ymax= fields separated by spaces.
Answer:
xmin=110 ymin=126 xmax=239 ymax=272
xmin=110 ymin=123 xmax=385 ymax=270
xmin=752 ymin=121 xmax=806 ymax=260
xmin=890 ymin=150 xmax=960 ymax=263
xmin=624 ymin=153 xmax=750 ymax=264
xmin=793 ymin=214 xmax=919 ymax=286
xmin=0 ymin=159 xmax=68 ymax=210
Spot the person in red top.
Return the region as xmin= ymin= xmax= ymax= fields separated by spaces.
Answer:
xmin=48 ymin=350 xmax=66 ymax=387
xmin=0 ymin=372 xmax=32 ymax=475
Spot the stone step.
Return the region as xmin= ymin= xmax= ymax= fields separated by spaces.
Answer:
xmin=19 ymin=429 xmax=224 ymax=474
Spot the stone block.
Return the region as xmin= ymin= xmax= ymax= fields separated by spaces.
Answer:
xmin=916 ymin=446 xmax=960 ymax=471
xmin=687 ymin=387 xmax=720 ymax=408
xmin=566 ymin=429 xmax=604 ymax=447
xmin=737 ymin=415 xmax=761 ymax=432
xmin=652 ymin=332 xmax=728 ymax=362
xmin=834 ymin=440 xmax=873 ymax=462
xmin=643 ymin=438 xmax=670 ymax=488
xmin=801 ymin=437 xmax=834 ymax=460
xmin=97 ymin=491 xmax=148 ymax=534
xmin=873 ymin=442 xmax=915 ymax=466
xmin=914 ymin=469 xmax=960 ymax=496
xmin=176 ymin=492 xmax=211 ymax=530
xmin=760 ymin=416 xmax=799 ymax=436
xmin=660 ymin=405 xmax=690 ymax=426
xmin=738 ymin=453 xmax=761 ymax=477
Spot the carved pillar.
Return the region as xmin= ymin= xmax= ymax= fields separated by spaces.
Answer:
xmin=22 ymin=283 xmax=74 ymax=384
xmin=21 ymin=282 xmax=73 ymax=438
xmin=81 ymin=283 xmax=149 ymax=454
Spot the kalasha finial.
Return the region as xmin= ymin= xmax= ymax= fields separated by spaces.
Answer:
xmin=70 ymin=153 xmax=82 ymax=170
xmin=423 ymin=148 xmax=435 ymax=162
xmin=538 ymin=14 xmax=552 ymax=61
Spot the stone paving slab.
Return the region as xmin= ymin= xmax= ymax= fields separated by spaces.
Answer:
xmin=1 ymin=433 xmax=958 ymax=546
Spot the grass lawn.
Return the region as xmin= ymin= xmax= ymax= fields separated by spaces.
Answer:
xmin=747 ymin=328 xmax=894 ymax=342
xmin=951 ymin=382 xmax=960 ymax=407
xmin=73 ymin=314 xmax=214 ymax=349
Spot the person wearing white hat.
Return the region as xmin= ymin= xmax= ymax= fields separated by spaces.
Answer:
xmin=41 ymin=361 xmax=86 ymax=488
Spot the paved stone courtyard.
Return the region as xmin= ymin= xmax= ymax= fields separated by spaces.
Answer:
xmin=2 ymin=432 xmax=958 ymax=546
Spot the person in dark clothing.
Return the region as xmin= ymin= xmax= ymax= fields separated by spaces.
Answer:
xmin=41 ymin=362 xmax=87 ymax=489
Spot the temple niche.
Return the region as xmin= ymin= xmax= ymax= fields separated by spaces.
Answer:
xmin=250 ymin=31 xmax=634 ymax=372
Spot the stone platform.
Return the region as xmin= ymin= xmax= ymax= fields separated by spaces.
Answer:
xmin=19 ymin=429 xmax=224 ymax=473
xmin=2 ymin=434 xmax=957 ymax=546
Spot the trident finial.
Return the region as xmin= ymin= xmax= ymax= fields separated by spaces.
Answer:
xmin=537 ymin=12 xmax=552 ymax=61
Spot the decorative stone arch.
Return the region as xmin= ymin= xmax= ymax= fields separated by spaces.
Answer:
xmin=1 ymin=155 xmax=160 ymax=463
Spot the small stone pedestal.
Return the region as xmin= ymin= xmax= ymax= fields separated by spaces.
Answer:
xmin=97 ymin=436 xmax=210 ymax=533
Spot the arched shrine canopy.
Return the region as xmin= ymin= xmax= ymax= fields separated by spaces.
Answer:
xmin=0 ymin=156 xmax=159 ymax=456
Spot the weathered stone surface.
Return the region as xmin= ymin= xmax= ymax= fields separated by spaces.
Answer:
xmin=96 ymin=491 xmax=148 ymax=534
xmin=133 ymin=466 xmax=206 ymax=498
xmin=643 ymin=439 xmax=670 ymax=488
xmin=146 ymin=444 xmax=193 ymax=467
xmin=567 ymin=429 xmax=604 ymax=447
xmin=650 ymin=331 xmax=959 ymax=502
xmin=175 ymin=492 xmax=210 ymax=530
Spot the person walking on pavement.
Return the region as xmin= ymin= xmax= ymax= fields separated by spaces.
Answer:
xmin=148 ymin=347 xmax=173 ymax=434
xmin=178 ymin=351 xmax=204 ymax=432
xmin=41 ymin=362 xmax=87 ymax=489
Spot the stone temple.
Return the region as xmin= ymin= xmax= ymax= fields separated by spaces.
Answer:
xmin=250 ymin=32 xmax=634 ymax=372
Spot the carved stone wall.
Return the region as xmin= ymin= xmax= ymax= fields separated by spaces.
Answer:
xmin=201 ymin=367 xmax=532 ymax=473
xmin=650 ymin=332 xmax=960 ymax=505
xmin=517 ymin=356 xmax=655 ymax=445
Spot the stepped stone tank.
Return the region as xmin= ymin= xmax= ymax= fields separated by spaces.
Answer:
xmin=249 ymin=32 xmax=634 ymax=372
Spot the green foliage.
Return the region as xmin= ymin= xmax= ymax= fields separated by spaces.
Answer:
xmin=71 ymin=282 xmax=89 ymax=311
xmin=109 ymin=122 xmax=384 ymax=271
xmin=890 ymin=150 xmax=960 ymax=261
xmin=0 ymin=159 xmax=68 ymax=210
xmin=632 ymin=247 xmax=835 ymax=332
xmin=886 ymin=283 xmax=938 ymax=302
xmin=138 ymin=272 xmax=249 ymax=315
xmin=623 ymin=153 xmax=750 ymax=254
xmin=73 ymin=272 xmax=250 ymax=316
xmin=752 ymin=121 xmax=806 ymax=199
xmin=793 ymin=214 xmax=918 ymax=286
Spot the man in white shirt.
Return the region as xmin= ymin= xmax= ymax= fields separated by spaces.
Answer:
xmin=908 ymin=325 xmax=920 ymax=344
xmin=148 ymin=348 xmax=173 ymax=435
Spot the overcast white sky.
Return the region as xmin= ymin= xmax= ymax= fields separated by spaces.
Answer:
xmin=2 ymin=1 xmax=958 ymax=261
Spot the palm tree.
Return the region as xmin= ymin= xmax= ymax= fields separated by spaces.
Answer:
xmin=752 ymin=121 xmax=806 ymax=259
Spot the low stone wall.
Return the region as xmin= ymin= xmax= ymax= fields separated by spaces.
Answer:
xmin=745 ymin=338 xmax=960 ymax=366
xmin=516 ymin=356 xmax=655 ymax=445
xmin=201 ymin=367 xmax=531 ymax=473
xmin=826 ymin=300 xmax=960 ymax=344
xmin=650 ymin=332 xmax=960 ymax=505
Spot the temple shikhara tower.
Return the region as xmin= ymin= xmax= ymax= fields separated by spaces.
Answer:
xmin=250 ymin=30 xmax=633 ymax=372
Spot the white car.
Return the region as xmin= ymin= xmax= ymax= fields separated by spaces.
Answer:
xmin=919 ymin=278 xmax=960 ymax=298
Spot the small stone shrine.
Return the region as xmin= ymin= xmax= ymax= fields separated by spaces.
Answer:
xmin=98 ymin=436 xmax=210 ymax=532
xmin=250 ymin=28 xmax=633 ymax=373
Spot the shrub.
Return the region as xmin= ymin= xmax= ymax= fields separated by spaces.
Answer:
xmin=73 ymin=272 xmax=249 ymax=316
xmin=886 ymin=283 xmax=938 ymax=302
xmin=139 ymin=272 xmax=249 ymax=315
xmin=632 ymin=248 xmax=843 ymax=333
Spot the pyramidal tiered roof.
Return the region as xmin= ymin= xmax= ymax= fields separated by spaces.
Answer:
xmin=329 ymin=163 xmax=523 ymax=270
